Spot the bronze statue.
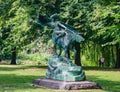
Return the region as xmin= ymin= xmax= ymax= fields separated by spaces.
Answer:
xmin=37 ymin=13 xmax=86 ymax=81
xmin=33 ymin=14 xmax=101 ymax=88
xmin=38 ymin=14 xmax=84 ymax=59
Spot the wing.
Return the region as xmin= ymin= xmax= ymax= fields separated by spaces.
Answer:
xmin=58 ymin=22 xmax=84 ymax=43
xmin=75 ymin=34 xmax=84 ymax=43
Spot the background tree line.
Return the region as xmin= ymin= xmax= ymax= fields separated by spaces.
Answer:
xmin=0 ymin=0 xmax=120 ymax=68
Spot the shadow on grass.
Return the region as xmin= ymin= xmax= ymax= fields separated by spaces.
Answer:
xmin=87 ymin=75 xmax=120 ymax=92
xmin=0 ymin=73 xmax=46 ymax=91
xmin=1 ymin=65 xmax=120 ymax=72
xmin=83 ymin=66 xmax=120 ymax=71
xmin=1 ymin=64 xmax=120 ymax=72
xmin=0 ymin=65 xmax=48 ymax=71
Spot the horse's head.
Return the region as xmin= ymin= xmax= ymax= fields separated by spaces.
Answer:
xmin=38 ymin=14 xmax=50 ymax=26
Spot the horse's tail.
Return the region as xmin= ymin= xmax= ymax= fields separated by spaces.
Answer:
xmin=75 ymin=34 xmax=84 ymax=43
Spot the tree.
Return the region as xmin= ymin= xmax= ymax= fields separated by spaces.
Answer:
xmin=11 ymin=46 xmax=16 ymax=64
xmin=0 ymin=0 xmax=63 ymax=63
xmin=89 ymin=0 xmax=120 ymax=67
xmin=116 ymin=44 xmax=120 ymax=68
xmin=1 ymin=0 xmax=120 ymax=67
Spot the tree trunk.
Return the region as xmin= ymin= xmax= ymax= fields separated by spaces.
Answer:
xmin=101 ymin=46 xmax=111 ymax=67
xmin=0 ymin=54 xmax=1 ymax=62
xmin=11 ymin=46 xmax=16 ymax=65
xmin=75 ymin=42 xmax=81 ymax=66
xmin=115 ymin=44 xmax=120 ymax=68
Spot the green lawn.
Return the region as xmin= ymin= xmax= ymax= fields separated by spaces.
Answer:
xmin=0 ymin=65 xmax=120 ymax=92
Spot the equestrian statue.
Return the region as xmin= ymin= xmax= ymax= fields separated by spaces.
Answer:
xmin=38 ymin=14 xmax=84 ymax=59
xmin=37 ymin=13 xmax=86 ymax=81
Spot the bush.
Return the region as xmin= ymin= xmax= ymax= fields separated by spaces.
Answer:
xmin=18 ymin=52 xmax=51 ymax=65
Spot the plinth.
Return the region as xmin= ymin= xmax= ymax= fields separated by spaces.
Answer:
xmin=32 ymin=78 xmax=101 ymax=90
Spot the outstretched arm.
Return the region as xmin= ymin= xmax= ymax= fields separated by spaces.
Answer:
xmin=50 ymin=13 xmax=59 ymax=22
xmin=58 ymin=22 xmax=67 ymax=30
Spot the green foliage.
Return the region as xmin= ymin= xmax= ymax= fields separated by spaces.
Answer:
xmin=0 ymin=0 xmax=120 ymax=67
xmin=81 ymin=55 xmax=98 ymax=66
xmin=90 ymin=1 xmax=120 ymax=46
xmin=18 ymin=52 xmax=50 ymax=65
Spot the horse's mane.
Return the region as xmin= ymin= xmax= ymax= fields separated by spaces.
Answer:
xmin=60 ymin=22 xmax=76 ymax=31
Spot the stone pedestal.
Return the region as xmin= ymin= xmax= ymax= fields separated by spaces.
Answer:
xmin=32 ymin=78 xmax=101 ymax=90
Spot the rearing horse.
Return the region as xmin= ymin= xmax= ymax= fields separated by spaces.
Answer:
xmin=52 ymin=26 xmax=84 ymax=59
xmin=38 ymin=14 xmax=84 ymax=59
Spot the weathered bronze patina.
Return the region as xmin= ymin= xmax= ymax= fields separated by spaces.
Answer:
xmin=38 ymin=14 xmax=85 ymax=81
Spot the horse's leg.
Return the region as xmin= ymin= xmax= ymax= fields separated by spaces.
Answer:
xmin=53 ymin=42 xmax=58 ymax=56
xmin=64 ymin=48 xmax=72 ymax=66
xmin=64 ymin=47 xmax=68 ymax=58
xmin=64 ymin=47 xmax=70 ymax=59
xmin=58 ymin=46 xmax=62 ymax=57
xmin=52 ymin=33 xmax=57 ymax=56
xmin=73 ymin=48 xmax=77 ymax=59
xmin=52 ymin=33 xmax=59 ymax=56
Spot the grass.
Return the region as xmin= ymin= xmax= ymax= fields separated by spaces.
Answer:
xmin=0 ymin=65 xmax=120 ymax=92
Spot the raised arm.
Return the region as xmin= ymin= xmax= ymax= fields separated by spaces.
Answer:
xmin=50 ymin=13 xmax=59 ymax=22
